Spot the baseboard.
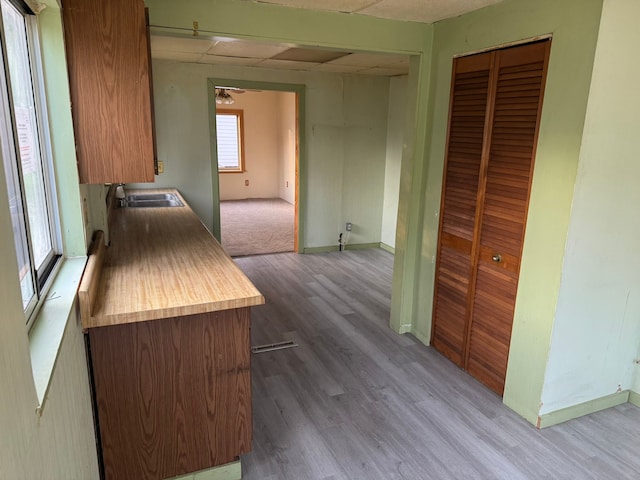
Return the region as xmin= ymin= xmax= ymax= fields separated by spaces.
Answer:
xmin=379 ymin=242 xmax=395 ymax=254
xmin=345 ymin=242 xmax=382 ymax=250
xmin=303 ymin=243 xmax=383 ymax=254
xmin=629 ymin=390 xmax=640 ymax=407
xmin=536 ymin=390 xmax=630 ymax=428
xmin=170 ymin=461 xmax=241 ymax=480
xmin=411 ymin=327 xmax=431 ymax=346
xmin=302 ymin=245 xmax=340 ymax=254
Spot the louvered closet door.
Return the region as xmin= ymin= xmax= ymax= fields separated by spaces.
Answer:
xmin=466 ymin=41 xmax=550 ymax=395
xmin=431 ymin=52 xmax=492 ymax=366
xmin=432 ymin=40 xmax=550 ymax=395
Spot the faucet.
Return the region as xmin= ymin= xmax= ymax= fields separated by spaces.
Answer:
xmin=115 ymin=184 xmax=126 ymax=208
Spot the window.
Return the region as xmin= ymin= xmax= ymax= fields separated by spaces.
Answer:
xmin=0 ymin=0 xmax=60 ymax=324
xmin=216 ymin=109 xmax=245 ymax=173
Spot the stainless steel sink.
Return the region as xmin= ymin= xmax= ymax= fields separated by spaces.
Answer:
xmin=125 ymin=192 xmax=183 ymax=208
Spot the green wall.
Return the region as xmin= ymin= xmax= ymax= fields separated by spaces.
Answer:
xmin=381 ymin=75 xmax=409 ymax=249
xmin=143 ymin=0 xmax=431 ymax=254
xmin=540 ymin=0 xmax=640 ymax=414
xmin=412 ymin=0 xmax=603 ymax=423
xmin=0 ymin=3 xmax=98 ymax=477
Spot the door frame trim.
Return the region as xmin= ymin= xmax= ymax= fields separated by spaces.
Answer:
xmin=207 ymin=78 xmax=305 ymax=252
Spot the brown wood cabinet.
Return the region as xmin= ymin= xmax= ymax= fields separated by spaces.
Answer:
xmin=62 ymin=0 xmax=156 ymax=184
xmin=88 ymin=308 xmax=252 ymax=480
xmin=431 ymin=40 xmax=551 ymax=395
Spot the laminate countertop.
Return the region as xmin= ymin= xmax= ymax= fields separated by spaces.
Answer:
xmin=82 ymin=188 xmax=264 ymax=329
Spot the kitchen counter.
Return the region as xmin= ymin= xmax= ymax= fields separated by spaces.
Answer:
xmin=82 ymin=188 xmax=264 ymax=329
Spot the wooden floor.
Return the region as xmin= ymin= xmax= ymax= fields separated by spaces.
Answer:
xmin=235 ymin=249 xmax=640 ymax=480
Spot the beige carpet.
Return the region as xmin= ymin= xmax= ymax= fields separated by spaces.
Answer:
xmin=220 ymin=198 xmax=294 ymax=257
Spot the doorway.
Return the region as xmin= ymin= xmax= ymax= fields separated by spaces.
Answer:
xmin=208 ymin=79 xmax=303 ymax=256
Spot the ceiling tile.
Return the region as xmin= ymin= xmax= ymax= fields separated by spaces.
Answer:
xmin=199 ymin=55 xmax=264 ymax=66
xmin=327 ymin=52 xmax=408 ymax=68
xmin=254 ymin=0 xmax=378 ymax=14
xmin=272 ymin=48 xmax=351 ymax=63
xmin=151 ymin=50 xmax=204 ymax=62
xmin=257 ymin=59 xmax=321 ymax=70
xmin=210 ymin=40 xmax=290 ymax=58
xmin=150 ymin=35 xmax=215 ymax=54
xmin=357 ymin=0 xmax=504 ymax=23
xmin=250 ymin=0 xmax=505 ymax=23
xmin=356 ymin=67 xmax=409 ymax=76
xmin=312 ymin=63 xmax=365 ymax=73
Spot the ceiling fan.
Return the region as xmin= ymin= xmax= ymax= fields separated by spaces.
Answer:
xmin=215 ymin=86 xmax=265 ymax=105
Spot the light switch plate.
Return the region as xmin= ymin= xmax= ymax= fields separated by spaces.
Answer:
xmin=157 ymin=160 xmax=164 ymax=174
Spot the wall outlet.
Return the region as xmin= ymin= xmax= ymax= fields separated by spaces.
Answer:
xmin=286 ymin=181 xmax=289 ymax=187
xmin=346 ymin=222 xmax=353 ymax=232
xmin=245 ymin=179 xmax=249 ymax=186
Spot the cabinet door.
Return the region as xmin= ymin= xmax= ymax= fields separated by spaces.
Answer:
xmin=89 ymin=309 xmax=252 ymax=479
xmin=62 ymin=0 xmax=155 ymax=184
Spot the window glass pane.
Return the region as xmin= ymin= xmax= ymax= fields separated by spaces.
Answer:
xmin=216 ymin=114 xmax=240 ymax=170
xmin=2 ymin=0 xmax=53 ymax=268
xmin=0 ymin=56 xmax=34 ymax=309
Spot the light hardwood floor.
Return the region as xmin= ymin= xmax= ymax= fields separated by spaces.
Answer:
xmin=235 ymin=249 xmax=640 ymax=480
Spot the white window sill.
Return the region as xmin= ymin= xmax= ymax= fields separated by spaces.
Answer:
xmin=28 ymin=256 xmax=87 ymax=413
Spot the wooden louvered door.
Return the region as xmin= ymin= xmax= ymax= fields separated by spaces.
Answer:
xmin=432 ymin=40 xmax=551 ymax=396
xmin=431 ymin=52 xmax=493 ymax=367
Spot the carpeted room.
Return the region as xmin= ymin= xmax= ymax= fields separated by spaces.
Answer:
xmin=217 ymin=88 xmax=297 ymax=256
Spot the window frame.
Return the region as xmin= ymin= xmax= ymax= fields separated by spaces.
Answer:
xmin=215 ymin=108 xmax=246 ymax=174
xmin=0 ymin=0 xmax=62 ymax=328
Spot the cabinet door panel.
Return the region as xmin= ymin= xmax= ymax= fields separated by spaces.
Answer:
xmin=89 ymin=308 xmax=252 ymax=480
xmin=62 ymin=0 xmax=155 ymax=184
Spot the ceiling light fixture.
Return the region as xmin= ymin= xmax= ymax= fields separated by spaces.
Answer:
xmin=215 ymin=88 xmax=235 ymax=105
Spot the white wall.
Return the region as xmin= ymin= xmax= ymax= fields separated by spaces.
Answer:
xmin=635 ymin=346 xmax=640 ymax=393
xmin=380 ymin=75 xmax=408 ymax=249
xmin=278 ymin=91 xmax=296 ymax=204
xmin=218 ymin=90 xmax=296 ymax=202
xmin=540 ymin=0 xmax=640 ymax=413
xmin=147 ymin=59 xmax=390 ymax=248
xmin=218 ymin=90 xmax=281 ymax=200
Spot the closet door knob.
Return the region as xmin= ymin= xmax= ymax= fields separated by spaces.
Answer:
xmin=492 ymin=254 xmax=502 ymax=263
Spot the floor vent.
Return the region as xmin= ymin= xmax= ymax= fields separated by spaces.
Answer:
xmin=251 ymin=340 xmax=298 ymax=354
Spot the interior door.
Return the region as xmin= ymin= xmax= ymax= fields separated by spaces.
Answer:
xmin=431 ymin=51 xmax=493 ymax=367
xmin=465 ymin=41 xmax=551 ymax=394
xmin=432 ymin=40 xmax=551 ymax=396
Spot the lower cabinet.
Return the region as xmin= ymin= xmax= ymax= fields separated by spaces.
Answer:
xmin=87 ymin=308 xmax=252 ymax=480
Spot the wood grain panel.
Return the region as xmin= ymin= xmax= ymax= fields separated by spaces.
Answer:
xmin=431 ymin=52 xmax=492 ymax=365
xmin=62 ymin=0 xmax=155 ymax=183
xmin=89 ymin=308 xmax=252 ymax=480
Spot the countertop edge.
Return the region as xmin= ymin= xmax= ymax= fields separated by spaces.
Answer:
xmin=83 ymin=188 xmax=265 ymax=329
xmin=86 ymin=294 xmax=265 ymax=329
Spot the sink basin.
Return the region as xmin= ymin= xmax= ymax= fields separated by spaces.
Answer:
xmin=125 ymin=192 xmax=184 ymax=208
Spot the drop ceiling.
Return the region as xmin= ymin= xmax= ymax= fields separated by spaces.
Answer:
xmin=150 ymin=0 xmax=505 ymax=76
xmin=253 ymin=0 xmax=504 ymax=24
xmin=151 ymin=36 xmax=411 ymax=77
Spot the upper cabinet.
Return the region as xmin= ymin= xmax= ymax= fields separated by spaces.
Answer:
xmin=62 ymin=0 xmax=156 ymax=184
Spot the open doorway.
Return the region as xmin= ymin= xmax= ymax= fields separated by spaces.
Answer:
xmin=211 ymin=84 xmax=300 ymax=257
